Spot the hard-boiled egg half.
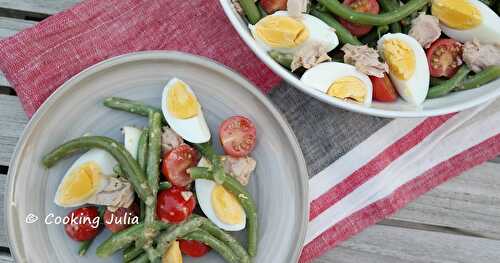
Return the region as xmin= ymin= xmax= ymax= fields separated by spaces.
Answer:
xmin=249 ymin=11 xmax=339 ymax=55
xmin=195 ymin=157 xmax=246 ymax=231
xmin=161 ymin=78 xmax=210 ymax=144
xmin=54 ymin=149 xmax=117 ymax=207
xmin=300 ymin=62 xmax=373 ymax=106
xmin=431 ymin=0 xmax=500 ymax=44
xmin=377 ymin=33 xmax=429 ymax=105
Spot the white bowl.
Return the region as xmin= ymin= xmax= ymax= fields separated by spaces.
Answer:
xmin=219 ymin=0 xmax=500 ymax=118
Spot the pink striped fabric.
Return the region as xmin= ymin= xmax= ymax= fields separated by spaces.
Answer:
xmin=0 ymin=0 xmax=499 ymax=262
xmin=0 ymin=0 xmax=281 ymax=117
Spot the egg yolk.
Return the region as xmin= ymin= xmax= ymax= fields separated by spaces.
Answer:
xmin=431 ymin=0 xmax=481 ymax=30
xmin=254 ymin=15 xmax=309 ymax=48
xmin=162 ymin=241 xmax=182 ymax=263
xmin=211 ymin=185 xmax=245 ymax=225
xmin=57 ymin=162 xmax=102 ymax=205
xmin=327 ymin=76 xmax=367 ymax=103
xmin=167 ymin=81 xmax=199 ymax=119
xmin=383 ymin=39 xmax=416 ymax=80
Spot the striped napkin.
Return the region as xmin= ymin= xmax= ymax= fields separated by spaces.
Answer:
xmin=0 ymin=0 xmax=499 ymax=262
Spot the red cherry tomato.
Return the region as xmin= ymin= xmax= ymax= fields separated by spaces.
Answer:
xmin=162 ymin=144 xmax=199 ymax=187
xmin=370 ymin=73 xmax=398 ymax=102
xmin=64 ymin=206 xmax=101 ymax=241
xmin=260 ymin=0 xmax=287 ymax=14
xmin=156 ymin=187 xmax=196 ymax=223
xmin=179 ymin=239 xmax=211 ymax=257
xmin=339 ymin=0 xmax=380 ymax=37
xmin=219 ymin=116 xmax=257 ymax=157
xmin=426 ymin=39 xmax=463 ymax=78
xmin=103 ymin=203 xmax=139 ymax=233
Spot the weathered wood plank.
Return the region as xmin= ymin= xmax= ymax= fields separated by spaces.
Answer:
xmin=0 ymin=17 xmax=36 ymax=88
xmin=0 ymin=95 xmax=27 ymax=166
xmin=315 ymin=224 xmax=500 ymax=263
xmin=0 ymin=0 xmax=79 ymax=16
xmin=0 ymin=175 xmax=9 ymax=248
xmin=387 ymin=162 xmax=500 ymax=240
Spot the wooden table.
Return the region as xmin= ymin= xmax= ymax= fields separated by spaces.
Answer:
xmin=0 ymin=2 xmax=499 ymax=262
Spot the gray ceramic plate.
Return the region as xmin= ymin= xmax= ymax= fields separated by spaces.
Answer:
xmin=6 ymin=51 xmax=309 ymax=263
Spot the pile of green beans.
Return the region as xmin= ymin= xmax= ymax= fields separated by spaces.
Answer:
xmin=318 ymin=0 xmax=430 ymax=26
xmin=427 ymin=66 xmax=471 ymax=98
xmin=379 ymin=0 xmax=402 ymax=33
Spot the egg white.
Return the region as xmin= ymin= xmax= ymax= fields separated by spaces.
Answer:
xmin=161 ymin=78 xmax=211 ymax=144
xmin=54 ymin=149 xmax=117 ymax=207
xmin=249 ymin=11 xmax=339 ymax=55
xmin=122 ymin=126 xmax=142 ymax=159
xmin=438 ymin=0 xmax=500 ymax=44
xmin=300 ymin=62 xmax=373 ymax=106
xmin=377 ymin=33 xmax=430 ymax=106
xmin=195 ymin=179 xmax=246 ymax=231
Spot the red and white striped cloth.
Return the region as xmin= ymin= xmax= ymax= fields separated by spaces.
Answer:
xmin=0 ymin=0 xmax=499 ymax=262
xmin=301 ymin=100 xmax=500 ymax=262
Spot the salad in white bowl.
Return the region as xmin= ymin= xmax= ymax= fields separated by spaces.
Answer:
xmin=221 ymin=0 xmax=500 ymax=117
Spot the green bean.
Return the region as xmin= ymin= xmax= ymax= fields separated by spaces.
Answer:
xmin=183 ymin=230 xmax=239 ymax=263
xmin=427 ymin=65 xmax=471 ymax=98
xmin=430 ymin=77 xmax=447 ymax=86
xmin=96 ymin=221 xmax=168 ymax=258
xmin=379 ymin=0 xmax=402 ymax=33
xmin=147 ymin=112 xmax=162 ymax=195
xmin=113 ymin=165 xmax=124 ymax=177
xmin=159 ymin=181 xmax=171 ymax=191
xmin=78 ymin=239 xmax=94 ymax=256
xmin=268 ymin=50 xmax=293 ymax=69
xmin=239 ymin=0 xmax=261 ymax=25
xmin=192 ymin=215 xmax=251 ymax=263
xmin=129 ymin=253 xmax=149 ymax=263
xmin=318 ymin=0 xmax=430 ymax=26
xmin=195 ymin=142 xmax=226 ymax=184
xmin=103 ymin=97 xmax=161 ymax=117
xmin=189 ymin=167 xmax=258 ymax=257
xmin=154 ymin=217 xmax=204 ymax=260
xmin=124 ymin=246 xmax=143 ymax=262
xmin=137 ymin=128 xmax=149 ymax=172
xmin=310 ymin=7 xmax=362 ymax=45
xmin=360 ymin=25 xmax=389 ymax=46
xmin=42 ymin=136 xmax=154 ymax=205
xmin=455 ymin=66 xmax=500 ymax=91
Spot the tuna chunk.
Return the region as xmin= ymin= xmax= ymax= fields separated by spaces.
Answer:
xmin=463 ymin=40 xmax=500 ymax=73
xmin=341 ymin=44 xmax=388 ymax=77
xmin=291 ymin=42 xmax=331 ymax=71
xmin=161 ymin=126 xmax=183 ymax=155
xmin=222 ymin=156 xmax=257 ymax=186
xmin=409 ymin=13 xmax=441 ymax=48
xmin=88 ymin=177 xmax=135 ymax=211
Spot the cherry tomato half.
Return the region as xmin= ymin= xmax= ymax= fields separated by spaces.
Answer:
xmin=179 ymin=239 xmax=211 ymax=257
xmin=103 ymin=202 xmax=139 ymax=233
xmin=219 ymin=116 xmax=257 ymax=157
xmin=370 ymin=73 xmax=398 ymax=102
xmin=426 ymin=39 xmax=463 ymax=78
xmin=162 ymin=144 xmax=199 ymax=187
xmin=64 ymin=206 xmax=101 ymax=241
xmin=156 ymin=187 xmax=196 ymax=224
xmin=260 ymin=0 xmax=287 ymax=14
xmin=339 ymin=0 xmax=380 ymax=37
